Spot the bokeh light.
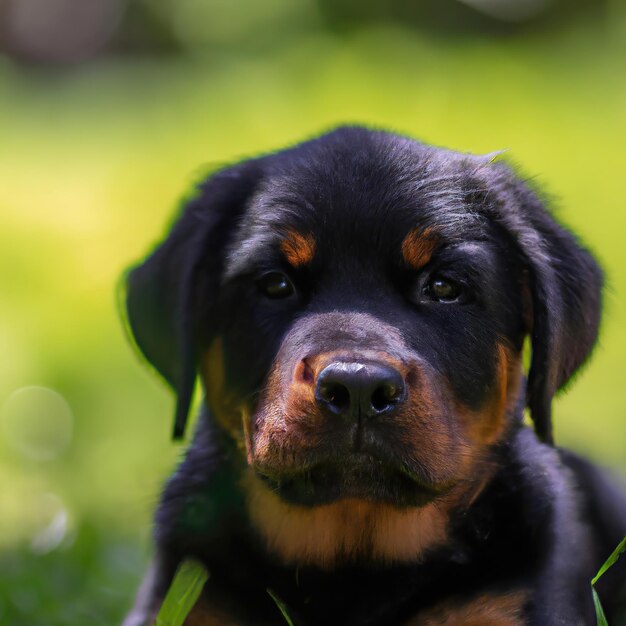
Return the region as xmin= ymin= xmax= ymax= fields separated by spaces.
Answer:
xmin=1 ymin=386 xmax=73 ymax=462
xmin=29 ymin=493 xmax=73 ymax=555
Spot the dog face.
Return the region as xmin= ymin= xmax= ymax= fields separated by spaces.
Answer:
xmin=124 ymin=127 xmax=602 ymax=565
xmin=209 ymin=154 xmax=527 ymax=509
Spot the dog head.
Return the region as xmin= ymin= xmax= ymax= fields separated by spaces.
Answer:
xmin=124 ymin=127 xmax=602 ymax=565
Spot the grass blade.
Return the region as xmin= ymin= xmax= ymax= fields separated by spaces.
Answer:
xmin=591 ymin=537 xmax=626 ymax=585
xmin=267 ymin=588 xmax=296 ymax=626
xmin=590 ymin=535 xmax=626 ymax=625
xmin=154 ymin=559 xmax=209 ymax=626
xmin=592 ymin=586 xmax=609 ymax=626
xmin=592 ymin=535 xmax=626 ymax=585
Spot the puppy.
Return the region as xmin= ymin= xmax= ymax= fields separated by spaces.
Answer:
xmin=122 ymin=127 xmax=626 ymax=625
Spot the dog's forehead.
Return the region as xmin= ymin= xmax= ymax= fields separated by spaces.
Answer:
xmin=226 ymin=134 xmax=497 ymax=275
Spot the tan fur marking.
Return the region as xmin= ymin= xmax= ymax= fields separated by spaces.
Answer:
xmin=401 ymin=227 xmax=439 ymax=270
xmin=246 ymin=353 xmax=323 ymax=468
xmin=242 ymin=470 xmax=449 ymax=568
xmin=201 ymin=339 xmax=246 ymax=444
xmin=458 ymin=343 xmax=523 ymax=447
xmin=280 ymin=230 xmax=316 ymax=267
xmin=406 ymin=590 xmax=528 ymax=626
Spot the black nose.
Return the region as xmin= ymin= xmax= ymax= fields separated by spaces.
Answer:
xmin=314 ymin=361 xmax=406 ymax=419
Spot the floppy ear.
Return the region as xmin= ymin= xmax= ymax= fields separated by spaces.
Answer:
xmin=123 ymin=161 xmax=262 ymax=440
xmin=485 ymin=164 xmax=603 ymax=444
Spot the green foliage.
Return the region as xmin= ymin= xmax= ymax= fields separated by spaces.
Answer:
xmin=267 ymin=588 xmax=296 ymax=626
xmin=593 ymin=536 xmax=626 ymax=586
xmin=591 ymin=535 xmax=626 ymax=625
xmin=593 ymin=587 xmax=609 ymax=626
xmin=0 ymin=522 xmax=146 ymax=626
xmin=153 ymin=560 xmax=209 ymax=626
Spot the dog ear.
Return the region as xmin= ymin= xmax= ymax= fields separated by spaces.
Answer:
xmin=484 ymin=163 xmax=603 ymax=444
xmin=123 ymin=161 xmax=262 ymax=440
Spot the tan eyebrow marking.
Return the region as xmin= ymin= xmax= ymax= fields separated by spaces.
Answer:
xmin=280 ymin=230 xmax=316 ymax=267
xmin=401 ymin=227 xmax=439 ymax=270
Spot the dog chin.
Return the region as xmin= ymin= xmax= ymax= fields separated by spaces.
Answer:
xmin=256 ymin=459 xmax=442 ymax=508
xmin=242 ymin=467 xmax=451 ymax=567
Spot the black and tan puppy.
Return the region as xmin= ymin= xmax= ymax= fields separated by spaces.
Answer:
xmin=122 ymin=127 xmax=626 ymax=626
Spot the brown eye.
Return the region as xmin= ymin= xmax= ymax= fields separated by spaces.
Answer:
xmin=426 ymin=276 xmax=462 ymax=302
xmin=257 ymin=272 xmax=295 ymax=299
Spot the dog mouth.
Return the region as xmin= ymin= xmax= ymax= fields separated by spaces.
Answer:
xmin=256 ymin=454 xmax=446 ymax=507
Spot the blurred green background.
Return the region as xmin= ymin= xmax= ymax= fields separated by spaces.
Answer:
xmin=0 ymin=1 xmax=625 ymax=624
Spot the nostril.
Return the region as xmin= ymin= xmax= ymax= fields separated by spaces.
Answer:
xmin=319 ymin=382 xmax=350 ymax=414
xmin=371 ymin=383 xmax=401 ymax=413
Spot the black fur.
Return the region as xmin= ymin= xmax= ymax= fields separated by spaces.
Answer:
xmin=122 ymin=127 xmax=626 ymax=626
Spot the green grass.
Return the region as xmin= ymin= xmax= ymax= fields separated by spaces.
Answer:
xmin=153 ymin=560 xmax=209 ymax=626
xmin=592 ymin=536 xmax=626 ymax=625
xmin=593 ymin=537 xmax=626 ymax=587
xmin=267 ymin=589 xmax=296 ymax=626
xmin=593 ymin=588 xmax=609 ymax=626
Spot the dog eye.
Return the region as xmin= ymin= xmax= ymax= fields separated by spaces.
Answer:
xmin=257 ymin=272 xmax=295 ymax=299
xmin=424 ymin=275 xmax=462 ymax=302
